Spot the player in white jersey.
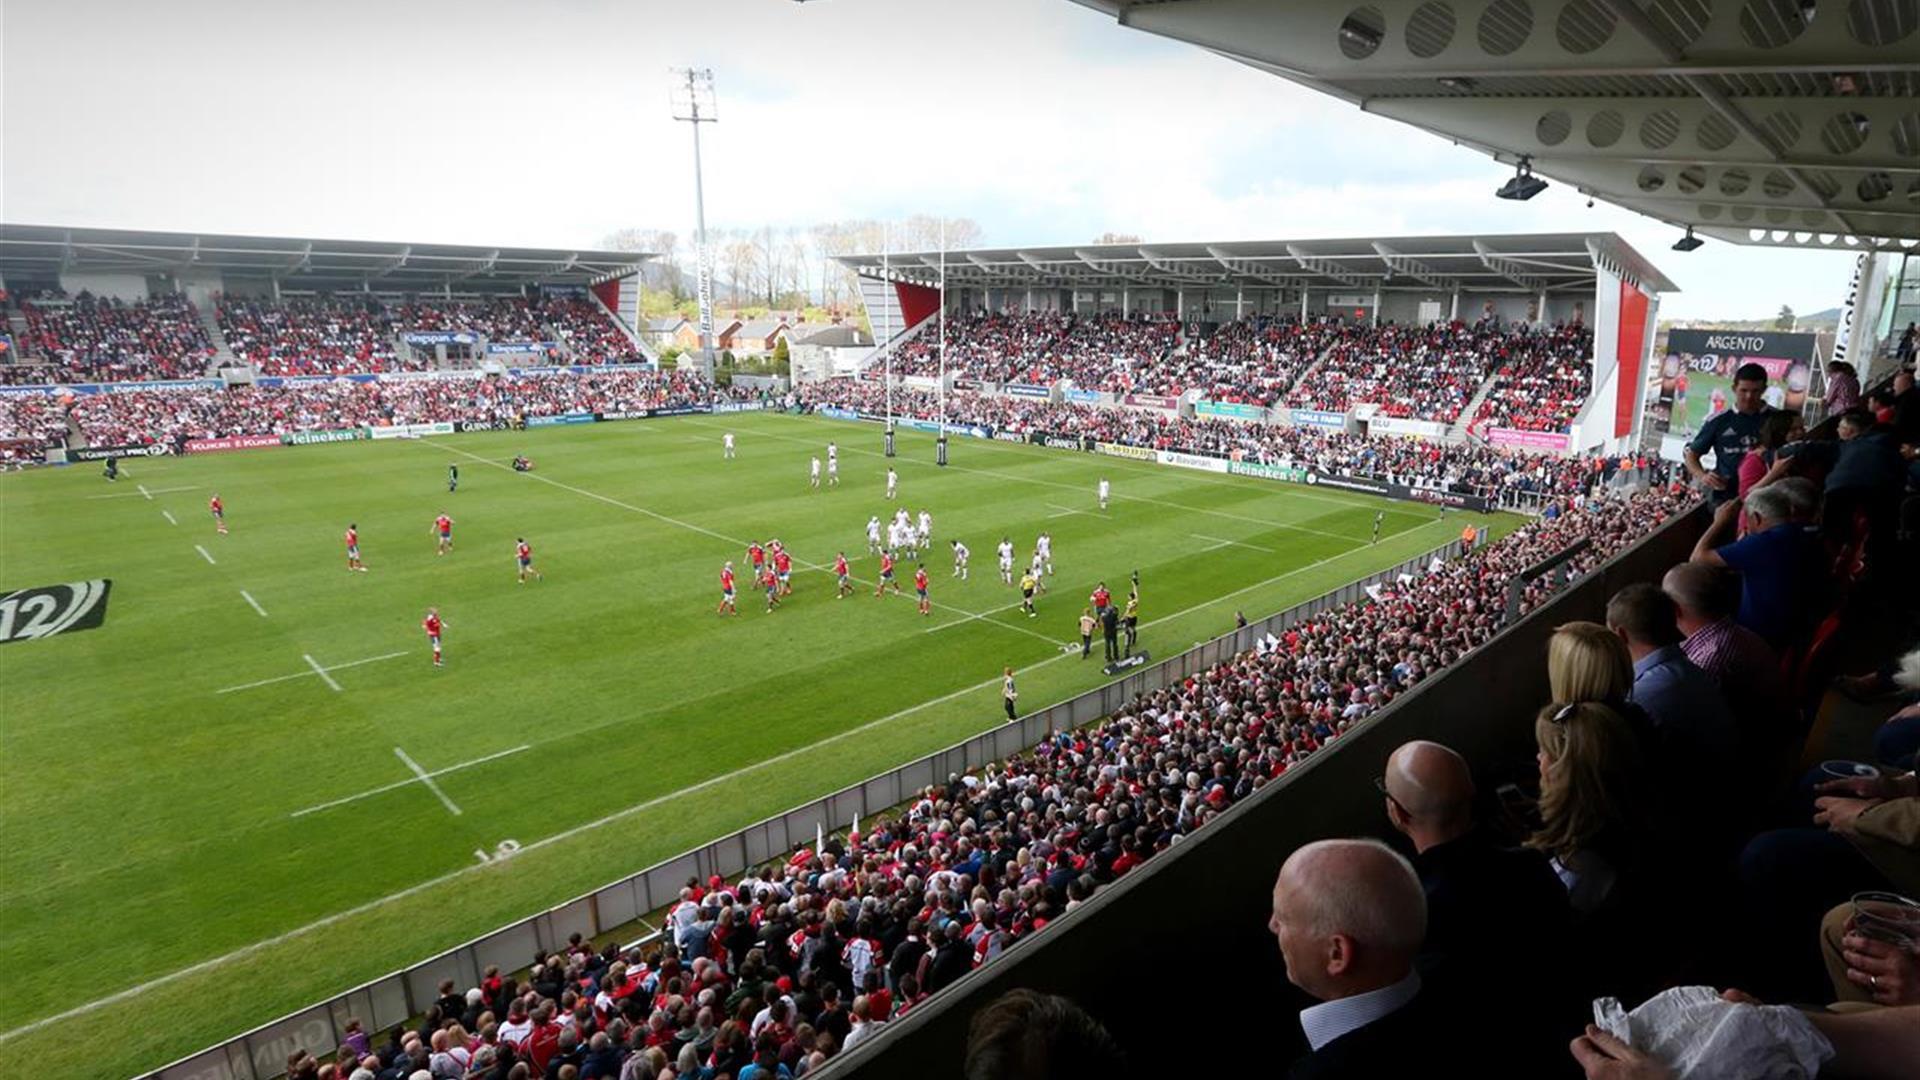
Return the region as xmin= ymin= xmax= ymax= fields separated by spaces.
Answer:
xmin=867 ymin=516 xmax=883 ymax=554
xmin=1098 ymin=477 xmax=1110 ymax=511
xmin=810 ymin=456 xmax=822 ymax=489
xmin=1029 ymin=552 xmax=1048 ymax=594
xmin=885 ymin=467 xmax=898 ymax=500
xmin=917 ymin=509 xmax=932 ymax=546
xmin=997 ymin=537 xmax=1015 ymax=585
xmin=826 ymin=442 xmax=839 ymax=485
xmin=1036 ymin=531 xmax=1054 ymax=575
xmin=723 ymin=432 xmax=736 ymax=459
xmin=951 ymin=539 xmax=970 ymax=579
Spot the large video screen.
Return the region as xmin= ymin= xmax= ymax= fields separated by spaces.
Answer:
xmin=1656 ymin=329 xmax=1817 ymax=434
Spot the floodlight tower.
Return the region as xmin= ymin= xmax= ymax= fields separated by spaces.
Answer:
xmin=669 ymin=68 xmax=718 ymax=381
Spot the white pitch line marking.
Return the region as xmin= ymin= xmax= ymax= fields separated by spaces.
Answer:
xmin=1046 ymin=503 xmax=1098 ymax=518
xmin=1191 ymin=533 xmax=1273 ymax=553
xmin=240 ymin=590 xmax=268 ymax=618
xmin=214 ymin=651 xmax=408 ymax=695
xmin=87 ymin=484 xmax=198 ymax=500
xmin=303 ymin=654 xmax=344 ymax=692
xmin=291 ymin=744 xmax=531 ymax=818
xmin=161 ymin=510 xmax=178 ymax=526
xmin=138 ymin=484 xmax=153 ymax=500
xmin=195 ymin=544 xmax=217 ymax=565
xmin=394 ymin=747 xmax=463 ymax=816
xmin=0 ymin=520 xmax=1461 ymax=1044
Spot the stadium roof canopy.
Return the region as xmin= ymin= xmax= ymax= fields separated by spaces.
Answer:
xmin=0 ymin=224 xmax=652 ymax=291
xmin=835 ymin=231 xmax=1678 ymax=294
xmin=1070 ymin=0 xmax=1920 ymax=253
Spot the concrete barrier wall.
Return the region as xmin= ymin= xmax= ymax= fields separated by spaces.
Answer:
xmin=812 ymin=504 xmax=1707 ymax=1080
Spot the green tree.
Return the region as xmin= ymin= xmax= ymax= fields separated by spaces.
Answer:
xmin=1774 ymin=305 xmax=1796 ymax=331
xmin=772 ymin=336 xmax=790 ymax=365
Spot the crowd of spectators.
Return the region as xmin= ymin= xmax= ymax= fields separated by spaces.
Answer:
xmin=798 ymin=380 xmax=1621 ymax=505
xmin=1154 ymin=317 xmax=1350 ymax=406
xmin=541 ymin=298 xmax=644 ymax=364
xmin=885 ymin=311 xmax=1176 ymax=389
xmin=59 ymin=369 xmax=732 ymax=449
xmin=394 ymin=298 xmax=548 ymax=343
xmin=1285 ymin=320 xmax=1504 ymax=423
xmin=1469 ymin=322 xmax=1596 ymax=433
xmin=10 ymin=290 xmax=216 ymax=384
xmin=218 ymin=296 xmax=407 ymax=376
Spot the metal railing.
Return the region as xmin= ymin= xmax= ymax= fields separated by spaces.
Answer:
xmin=141 ymin=539 xmax=1460 ymax=1080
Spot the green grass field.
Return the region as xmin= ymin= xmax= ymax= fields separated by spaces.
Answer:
xmin=0 ymin=411 xmax=1499 ymax=1077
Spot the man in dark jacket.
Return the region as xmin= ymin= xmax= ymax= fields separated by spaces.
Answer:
xmin=1270 ymin=838 xmax=1451 ymax=1079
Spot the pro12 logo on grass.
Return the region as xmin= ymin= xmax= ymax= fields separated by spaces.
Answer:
xmin=0 ymin=580 xmax=113 ymax=644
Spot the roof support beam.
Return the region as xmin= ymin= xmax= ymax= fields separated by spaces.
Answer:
xmin=1370 ymin=242 xmax=1458 ymax=289
xmin=369 ymin=246 xmax=413 ymax=281
xmin=1472 ymin=241 xmax=1549 ymax=292
xmin=1285 ymin=244 xmax=1367 ymax=288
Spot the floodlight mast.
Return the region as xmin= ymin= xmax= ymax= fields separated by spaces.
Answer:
xmin=670 ymin=68 xmax=718 ymax=383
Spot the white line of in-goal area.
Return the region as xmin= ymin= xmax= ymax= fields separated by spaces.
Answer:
xmin=0 ymin=509 xmax=1454 ymax=1045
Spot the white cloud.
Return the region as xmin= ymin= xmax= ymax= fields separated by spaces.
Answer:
xmin=1 ymin=0 xmax=1859 ymax=319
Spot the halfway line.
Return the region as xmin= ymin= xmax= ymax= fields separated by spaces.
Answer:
xmin=394 ymin=747 xmax=462 ymax=816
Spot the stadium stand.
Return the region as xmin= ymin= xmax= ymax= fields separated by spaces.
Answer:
xmin=217 ymin=296 xmax=407 ymax=375
xmin=11 ymin=290 xmax=215 ymax=384
xmin=60 ymin=369 xmax=728 ymax=448
xmin=879 ymin=313 xmax=1596 ymax=435
xmin=798 ymin=380 xmax=1612 ymax=505
xmin=1470 ymin=322 xmax=1597 ymax=434
xmin=540 ymin=296 xmax=645 ymax=364
xmin=1286 ymin=320 xmax=1508 ymax=422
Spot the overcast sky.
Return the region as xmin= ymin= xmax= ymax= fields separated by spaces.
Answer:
xmin=3 ymin=0 xmax=1860 ymax=319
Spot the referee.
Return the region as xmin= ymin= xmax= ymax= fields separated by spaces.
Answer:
xmin=1002 ymin=666 xmax=1018 ymax=723
xmin=1123 ymin=590 xmax=1139 ymax=655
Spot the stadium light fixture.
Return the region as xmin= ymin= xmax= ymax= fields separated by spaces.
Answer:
xmin=1495 ymin=156 xmax=1548 ymax=201
xmin=1672 ymin=227 xmax=1705 ymax=252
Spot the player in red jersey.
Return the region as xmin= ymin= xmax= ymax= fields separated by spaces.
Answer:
xmin=1090 ymin=582 xmax=1111 ymax=613
xmin=834 ymin=551 xmax=853 ymax=598
xmin=874 ymin=550 xmax=901 ymax=597
xmin=432 ymin=513 xmax=454 ymax=555
xmin=515 ymin=537 xmax=542 ymax=583
xmin=748 ymin=542 xmax=766 ymax=578
xmin=914 ymin=565 xmax=931 ymax=616
xmin=209 ymin=494 xmax=227 ymax=535
xmin=761 ymin=564 xmax=780 ymax=612
xmin=717 ymin=561 xmax=738 ymax=615
xmin=422 ymin=606 xmax=445 ymax=667
xmin=345 ymin=524 xmax=367 ymax=571
xmin=773 ymin=548 xmax=793 ymax=597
